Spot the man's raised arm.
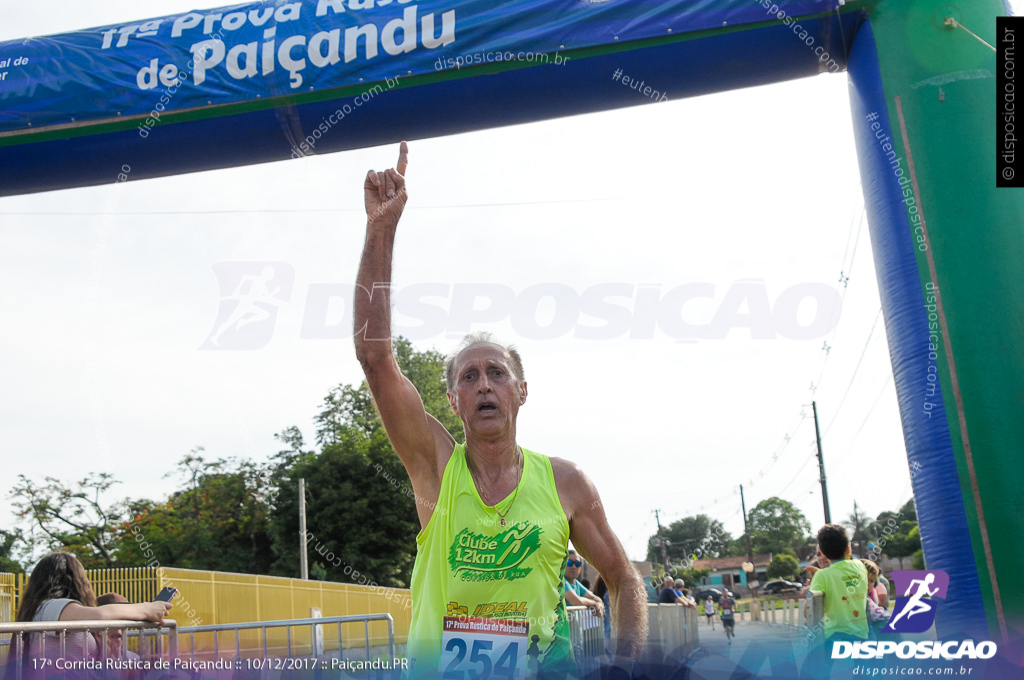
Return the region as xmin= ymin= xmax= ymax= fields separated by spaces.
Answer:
xmin=353 ymin=142 xmax=455 ymax=518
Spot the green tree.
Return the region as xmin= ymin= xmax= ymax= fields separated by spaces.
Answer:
xmin=885 ymin=524 xmax=922 ymax=570
xmin=869 ymin=498 xmax=917 ymax=540
xmin=670 ymin=566 xmax=710 ymax=589
xmin=725 ymin=536 xmax=749 ymax=558
xmin=767 ymin=553 xmax=799 ymax=580
xmin=116 ymin=451 xmax=275 ymax=573
xmin=869 ymin=498 xmax=920 ymax=569
xmin=0 ymin=529 xmax=23 ymax=573
xmin=869 ymin=511 xmax=896 ymax=540
xmin=645 ymin=515 xmax=732 ymax=565
xmin=898 ymin=498 xmax=917 ymax=524
xmin=747 ymin=497 xmax=811 ymax=556
xmin=10 ymin=473 xmax=124 ymax=568
xmin=268 ymin=338 xmax=463 ymax=588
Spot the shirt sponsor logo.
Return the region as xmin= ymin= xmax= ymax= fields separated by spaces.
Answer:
xmin=473 ymin=601 xmax=529 ymax=619
xmin=447 ymin=600 xmax=530 ymax=619
xmin=448 ymin=522 xmax=542 ymax=582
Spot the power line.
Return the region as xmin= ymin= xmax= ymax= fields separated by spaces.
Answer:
xmin=791 ymin=374 xmax=895 ymax=500
xmin=750 ymin=203 xmax=874 ymax=509
xmin=822 ymin=307 xmax=884 ymax=439
xmin=775 ymin=448 xmax=820 ymax=499
xmin=820 ymin=374 xmax=895 ymax=480
xmin=809 ymin=204 xmax=867 ymax=394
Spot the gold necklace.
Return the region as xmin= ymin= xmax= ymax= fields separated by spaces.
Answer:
xmin=469 ymin=447 xmax=523 ymax=527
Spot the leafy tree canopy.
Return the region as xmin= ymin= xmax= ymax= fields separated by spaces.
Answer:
xmin=669 ymin=566 xmax=710 ymax=589
xmin=0 ymin=529 xmax=23 ymax=573
xmin=767 ymin=553 xmax=799 ymax=580
xmin=117 ymin=449 xmax=275 ymax=574
xmin=747 ymin=497 xmax=811 ymax=556
xmin=10 ymin=473 xmax=123 ymax=568
xmin=645 ymin=515 xmax=732 ymax=565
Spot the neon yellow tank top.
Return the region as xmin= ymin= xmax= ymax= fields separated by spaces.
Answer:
xmin=407 ymin=444 xmax=575 ymax=679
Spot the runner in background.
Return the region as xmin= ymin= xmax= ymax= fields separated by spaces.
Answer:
xmin=703 ymin=596 xmax=716 ymax=629
xmin=720 ymin=591 xmax=736 ymax=642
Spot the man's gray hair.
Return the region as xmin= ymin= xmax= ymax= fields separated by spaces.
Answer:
xmin=444 ymin=331 xmax=525 ymax=392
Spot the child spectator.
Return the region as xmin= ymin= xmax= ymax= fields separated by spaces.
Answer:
xmin=804 ymin=525 xmax=868 ymax=677
xmin=808 ymin=524 xmax=868 ymax=639
xmin=875 ymin=571 xmax=890 ymax=609
xmin=858 ymin=558 xmax=890 ymax=638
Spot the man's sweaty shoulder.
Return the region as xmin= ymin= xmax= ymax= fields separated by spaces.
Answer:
xmin=548 ymin=456 xmax=598 ymax=523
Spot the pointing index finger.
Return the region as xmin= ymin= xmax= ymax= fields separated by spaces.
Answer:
xmin=396 ymin=140 xmax=409 ymax=176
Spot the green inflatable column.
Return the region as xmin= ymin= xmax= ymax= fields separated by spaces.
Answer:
xmin=860 ymin=0 xmax=1024 ymax=640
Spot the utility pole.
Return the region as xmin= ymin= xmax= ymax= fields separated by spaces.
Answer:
xmin=654 ymin=509 xmax=671 ymax=576
xmin=299 ymin=478 xmax=309 ymax=580
xmin=812 ymin=401 xmax=832 ymax=524
xmin=740 ymin=485 xmax=753 ymax=566
xmin=741 ymin=484 xmax=760 ymax=617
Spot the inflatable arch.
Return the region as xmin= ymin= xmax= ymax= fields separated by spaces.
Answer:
xmin=1 ymin=0 xmax=1019 ymax=643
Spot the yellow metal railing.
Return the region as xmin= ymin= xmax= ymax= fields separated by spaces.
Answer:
xmin=153 ymin=567 xmax=412 ymax=652
xmin=1 ymin=566 xmax=412 ymax=651
xmin=0 ymin=573 xmax=16 ymax=624
xmin=85 ymin=566 xmax=160 ymax=605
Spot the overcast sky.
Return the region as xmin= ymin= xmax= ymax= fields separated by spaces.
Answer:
xmin=3 ymin=1 xmax=1012 ymax=570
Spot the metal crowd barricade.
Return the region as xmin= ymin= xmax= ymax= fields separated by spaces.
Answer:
xmin=0 ymin=619 xmax=177 ymax=680
xmin=645 ymin=603 xmax=699 ymax=664
xmin=176 ymin=613 xmax=395 ymax=664
xmin=565 ymin=606 xmax=605 ymax=675
xmin=804 ymin=592 xmax=824 ymax=631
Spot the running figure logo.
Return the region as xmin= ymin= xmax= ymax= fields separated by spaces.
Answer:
xmin=884 ymin=570 xmax=949 ymax=633
xmin=201 ymin=262 xmax=294 ymax=350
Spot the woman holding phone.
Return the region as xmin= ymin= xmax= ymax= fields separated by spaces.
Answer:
xmin=5 ymin=552 xmax=172 ymax=679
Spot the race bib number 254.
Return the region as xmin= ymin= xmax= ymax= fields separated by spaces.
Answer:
xmin=440 ymin=617 xmax=529 ymax=680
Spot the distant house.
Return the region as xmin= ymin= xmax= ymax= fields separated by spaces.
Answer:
xmin=581 ymin=559 xmax=658 ymax=590
xmin=692 ymin=554 xmax=772 ymax=594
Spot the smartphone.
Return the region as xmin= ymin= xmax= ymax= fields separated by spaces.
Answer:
xmin=155 ymin=587 xmax=178 ymax=602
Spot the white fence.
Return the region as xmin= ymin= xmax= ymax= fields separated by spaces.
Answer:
xmin=646 ymin=603 xmax=701 ymax=664
xmin=743 ymin=594 xmax=824 ymax=629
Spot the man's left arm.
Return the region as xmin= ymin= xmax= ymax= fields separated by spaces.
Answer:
xmin=552 ymin=458 xmax=647 ymax=658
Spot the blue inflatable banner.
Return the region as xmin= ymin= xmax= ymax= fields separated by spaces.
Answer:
xmin=0 ymin=0 xmax=834 ymax=135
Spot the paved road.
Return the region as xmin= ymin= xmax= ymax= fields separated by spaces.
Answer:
xmin=686 ymin=620 xmax=807 ymax=679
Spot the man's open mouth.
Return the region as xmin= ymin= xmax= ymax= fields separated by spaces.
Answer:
xmin=478 ymin=404 xmax=497 ymax=412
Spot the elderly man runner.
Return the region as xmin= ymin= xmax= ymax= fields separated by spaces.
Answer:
xmin=353 ymin=142 xmax=647 ymax=678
